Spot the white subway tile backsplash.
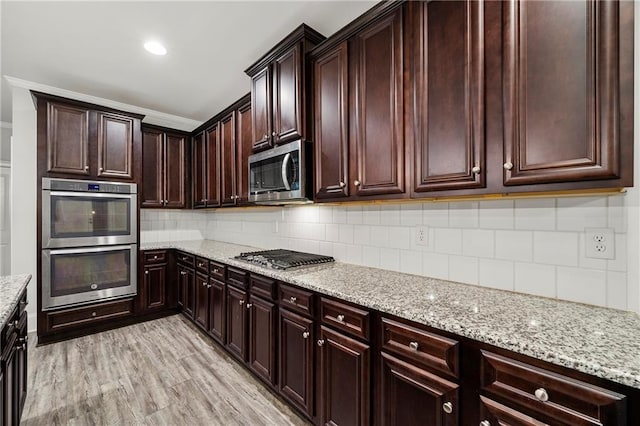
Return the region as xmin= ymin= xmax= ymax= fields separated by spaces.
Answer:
xmin=318 ymin=206 xmax=334 ymax=224
xmin=388 ymin=226 xmax=411 ymax=250
xmin=362 ymin=206 xmax=381 ymax=225
xmin=354 ymin=225 xmax=371 ymax=245
xmin=449 ymin=255 xmax=478 ymax=284
xmin=434 ymin=228 xmax=462 ymax=255
xmin=400 ymin=250 xmax=422 ymax=275
xmin=346 ymin=206 xmax=363 ymax=224
xmin=318 ymin=241 xmax=333 ymax=257
xmin=533 ymin=231 xmax=579 ymax=266
xmin=495 ymin=230 xmax=533 ymax=262
xmin=423 ymin=202 xmax=449 ymax=227
xmin=326 ymin=224 xmax=340 ymax=242
xmin=607 ymin=271 xmax=628 ymax=310
xmin=479 ymin=259 xmax=514 ymax=291
xmin=379 ymin=248 xmax=401 ymax=272
xmin=370 ymin=226 xmax=390 ymax=247
xmin=514 ymin=198 xmax=556 ymax=230
xmin=479 ymin=200 xmax=514 ymax=229
xmin=339 ymin=224 xmax=355 ymax=244
xmin=449 ymin=201 xmax=479 ymax=228
xmin=362 ymin=246 xmax=381 ymax=268
xmin=332 ymin=243 xmax=348 ymax=261
xmin=422 ymin=252 xmax=449 ymax=280
xmin=345 ymin=244 xmax=363 ymax=265
xmin=380 ymin=205 xmax=401 ymax=226
xmin=556 ymin=196 xmax=607 ymax=232
xmin=607 ymin=195 xmax=627 ymax=233
xmin=462 ymin=229 xmax=495 ymax=258
xmin=514 ymin=263 xmax=556 ymax=298
xmin=401 ymin=204 xmax=423 ymax=226
xmin=608 ymin=234 xmax=627 ymax=272
xmin=557 ymin=267 xmax=606 ymax=306
xmin=333 ymin=207 xmax=347 ymax=224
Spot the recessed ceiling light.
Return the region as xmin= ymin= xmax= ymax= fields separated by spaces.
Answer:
xmin=144 ymin=41 xmax=167 ymax=56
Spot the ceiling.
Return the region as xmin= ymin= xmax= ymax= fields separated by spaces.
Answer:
xmin=1 ymin=1 xmax=377 ymax=131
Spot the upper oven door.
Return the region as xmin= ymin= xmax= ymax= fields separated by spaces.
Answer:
xmin=42 ymin=190 xmax=137 ymax=248
xmin=249 ymin=140 xmax=304 ymax=202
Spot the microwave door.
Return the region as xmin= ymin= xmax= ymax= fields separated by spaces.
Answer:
xmin=251 ymin=155 xmax=288 ymax=194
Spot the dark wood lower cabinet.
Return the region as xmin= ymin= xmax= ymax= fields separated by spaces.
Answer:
xmin=178 ymin=265 xmax=195 ymax=318
xmin=208 ymin=278 xmax=226 ymax=344
xmin=226 ymin=286 xmax=248 ymax=362
xmin=2 ymin=343 xmax=15 ymax=426
xmin=248 ymin=295 xmax=276 ymax=386
xmin=379 ymin=351 xmax=459 ymax=426
xmin=318 ymin=325 xmax=370 ymax=426
xmin=479 ymin=396 xmax=546 ymax=426
xmin=1 ymin=292 xmax=27 ymax=426
xmin=194 ymin=273 xmax=209 ymax=330
xmin=143 ymin=264 xmax=167 ymax=311
xmin=279 ymin=308 xmax=314 ymax=417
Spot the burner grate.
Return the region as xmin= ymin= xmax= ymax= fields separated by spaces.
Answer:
xmin=235 ymin=249 xmax=334 ymax=270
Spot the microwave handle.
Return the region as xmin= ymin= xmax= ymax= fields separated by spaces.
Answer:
xmin=281 ymin=153 xmax=291 ymax=191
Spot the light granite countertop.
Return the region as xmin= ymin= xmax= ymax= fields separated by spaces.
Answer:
xmin=141 ymin=240 xmax=640 ymax=390
xmin=0 ymin=274 xmax=31 ymax=331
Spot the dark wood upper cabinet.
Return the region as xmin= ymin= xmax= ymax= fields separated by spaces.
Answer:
xmin=164 ymin=132 xmax=188 ymax=208
xmin=45 ymin=101 xmax=90 ymax=176
xmin=142 ymin=127 xmax=188 ymax=208
xmin=245 ymin=24 xmax=325 ymax=152
xmin=410 ymin=0 xmax=485 ymax=194
xmin=235 ymin=100 xmax=253 ymax=205
xmin=97 ymin=112 xmax=133 ymax=179
xmin=220 ymin=112 xmax=237 ymax=206
xmin=205 ymin=123 xmax=221 ymax=208
xmin=313 ymin=42 xmax=350 ymax=200
xmin=141 ymin=128 xmax=163 ymax=207
xmin=192 ymin=131 xmax=206 ymax=209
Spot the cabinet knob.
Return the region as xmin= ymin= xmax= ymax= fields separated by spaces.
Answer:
xmin=16 ymin=343 xmax=26 ymax=352
xmin=20 ymin=335 xmax=28 ymax=343
xmin=339 ymin=181 xmax=346 ymax=188
xmin=11 ymin=320 xmax=19 ymax=328
xmin=289 ymin=296 xmax=297 ymax=304
xmin=207 ymin=284 xmax=212 ymax=289
xmin=503 ymin=162 xmax=514 ymax=171
xmin=302 ymin=331 xmax=310 ymax=339
xmin=480 ymin=421 xmax=491 ymax=426
xmin=198 ymin=262 xmax=204 ymax=267
xmin=354 ymin=180 xmax=361 ymax=187
xmin=99 ymin=167 xmax=104 ymax=172
xmin=272 ymin=131 xmax=276 ymax=137
xmin=213 ymin=268 xmax=219 ymax=274
xmin=246 ymin=303 xmax=252 ymax=309
xmin=202 ymin=281 xmax=207 ymax=287
xmin=442 ymin=402 xmax=453 ymax=414
xmin=471 ymin=166 xmax=481 ymax=174
xmin=263 ymin=134 xmax=268 ymax=140
xmin=317 ymin=339 xmax=325 ymax=347
xmin=239 ymin=299 xmax=245 ymax=305
xmin=180 ymin=271 xmax=186 ymax=275
xmin=164 ymin=200 xmax=168 ymax=204
xmin=91 ymin=312 xmax=97 ymax=317
xmin=409 ymin=341 xmax=419 ymax=351
xmin=145 ymin=270 xmax=149 ymax=275
xmin=336 ymin=314 xmax=345 ymax=323
xmin=534 ymin=388 xmax=549 ymax=402
xmin=153 ymin=255 xmax=158 ymax=260
xmin=84 ymin=165 xmax=89 ymax=171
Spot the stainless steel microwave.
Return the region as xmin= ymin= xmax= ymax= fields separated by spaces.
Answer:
xmin=248 ymin=140 xmax=312 ymax=205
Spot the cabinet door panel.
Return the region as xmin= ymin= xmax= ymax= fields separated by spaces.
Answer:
xmin=248 ymin=295 xmax=276 ymax=385
xmin=194 ymin=273 xmax=209 ymax=330
xmin=503 ymin=0 xmax=621 ymax=185
xmin=273 ymin=44 xmax=303 ymax=144
xmin=279 ymin=308 xmax=314 ymax=416
xmin=319 ymin=325 xmax=370 ymax=426
xmin=380 ymin=352 xmax=458 ymax=426
xmin=192 ymin=132 xmax=206 ymax=208
xmin=180 ymin=267 xmax=195 ymax=318
xmin=3 ymin=344 xmax=15 ymax=426
xmin=46 ymin=102 xmax=90 ymax=175
xmin=97 ymin=112 xmax=133 ymax=179
xmin=165 ymin=133 xmax=187 ymax=208
xmin=252 ymin=67 xmax=272 ymax=151
xmin=220 ymin=112 xmax=237 ymax=206
xmin=412 ymin=0 xmax=485 ymax=193
xmin=235 ymin=101 xmax=253 ymax=205
xmin=141 ymin=129 xmax=164 ymax=207
xmin=205 ymin=124 xmax=221 ymax=207
xmin=144 ymin=264 xmax=166 ymax=310
xmin=227 ymin=286 xmax=247 ymax=362
xmin=16 ymin=319 xmax=27 ymax=418
xmin=351 ymin=8 xmax=404 ymax=197
xmin=208 ymin=278 xmax=226 ymax=344
xmin=314 ymin=42 xmax=349 ymax=200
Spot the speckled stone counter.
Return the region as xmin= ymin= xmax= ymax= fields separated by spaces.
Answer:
xmin=141 ymin=240 xmax=640 ymax=390
xmin=0 ymin=274 xmax=31 ymax=330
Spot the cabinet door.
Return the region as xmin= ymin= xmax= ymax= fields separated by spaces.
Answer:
xmin=194 ymin=273 xmax=209 ymax=330
xmin=3 ymin=342 xmax=16 ymax=426
xmin=380 ymin=352 xmax=459 ymax=426
xmin=350 ymin=8 xmax=405 ymax=197
xmin=208 ymin=278 xmax=226 ymax=344
xmin=502 ymin=0 xmax=621 ymax=185
xmin=314 ymin=42 xmax=350 ymax=200
xmin=165 ymin=133 xmax=187 ymax=208
xmin=16 ymin=321 xmax=27 ymax=419
xmin=192 ymin=132 xmax=207 ymax=208
xmin=272 ymin=44 xmax=303 ymax=144
xmin=251 ymin=66 xmax=272 ymax=151
xmin=46 ymin=102 xmax=90 ymax=175
xmin=179 ymin=266 xmax=195 ymax=318
xmin=319 ymin=325 xmax=370 ymax=426
xmin=141 ymin=128 xmax=164 ymax=207
xmin=97 ymin=112 xmax=134 ymax=179
xmin=220 ymin=112 xmax=237 ymax=206
xmin=235 ymin=101 xmax=252 ymax=205
xmin=248 ymin=295 xmax=276 ymax=386
xmin=143 ymin=264 xmax=166 ymax=311
xmin=279 ymin=308 xmax=314 ymax=417
xmin=227 ymin=286 xmax=248 ymax=362
xmin=411 ymin=0 xmax=485 ymax=193
xmin=205 ymin=123 xmax=221 ymax=207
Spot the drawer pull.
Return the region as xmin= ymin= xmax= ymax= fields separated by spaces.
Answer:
xmin=153 ymin=255 xmax=158 ymax=260
xmin=336 ymin=314 xmax=345 ymax=323
xmin=145 ymin=270 xmax=149 ymax=275
xmin=202 ymin=282 xmax=207 ymax=287
xmin=16 ymin=343 xmax=26 ymax=352
xmin=302 ymin=331 xmax=310 ymax=339
xmin=91 ymin=312 xmax=97 ymax=317
xmin=11 ymin=320 xmax=18 ymax=328
xmin=239 ymin=299 xmax=245 ymax=306
xmin=289 ymin=296 xmax=297 ymax=304
xmin=207 ymin=284 xmax=212 ymax=289
xmin=442 ymin=402 xmax=453 ymax=414
xmin=198 ymin=262 xmax=204 ymax=267
xmin=480 ymin=421 xmax=491 ymax=426
xmin=246 ymin=303 xmax=253 ymax=309
xmin=503 ymin=161 xmax=514 ymax=171
xmin=180 ymin=271 xmax=186 ymax=276
xmin=534 ymin=388 xmax=549 ymax=402
xmin=213 ymin=268 xmax=219 ymax=274
xmin=182 ymin=257 xmax=189 ymax=261
xmin=317 ymin=339 xmax=325 ymax=347
xmin=409 ymin=341 xmax=419 ymax=351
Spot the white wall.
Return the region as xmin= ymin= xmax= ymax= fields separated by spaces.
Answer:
xmin=10 ymin=87 xmax=37 ymax=331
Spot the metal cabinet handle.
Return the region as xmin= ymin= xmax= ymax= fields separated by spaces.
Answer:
xmin=239 ymin=299 xmax=245 ymax=305
xmin=336 ymin=314 xmax=345 ymax=323
xmin=503 ymin=162 xmax=514 ymax=171
xmin=480 ymin=421 xmax=491 ymax=426
xmin=213 ymin=268 xmax=219 ymax=274
xmin=202 ymin=282 xmax=207 ymax=287
xmin=302 ymin=331 xmax=310 ymax=339
xmin=534 ymin=388 xmax=549 ymax=402
xmin=317 ymin=339 xmax=325 ymax=347
xmin=263 ymin=134 xmax=268 ymax=140
xmin=442 ymin=402 xmax=453 ymax=414
xmin=272 ymin=131 xmax=276 ymax=137
xmin=409 ymin=341 xmax=419 ymax=351
xmin=339 ymin=181 xmax=346 ymax=188
xmin=11 ymin=320 xmax=18 ymax=328
xmin=246 ymin=303 xmax=253 ymax=309
xmin=198 ymin=262 xmax=204 ymax=267
xmin=289 ymin=296 xmax=297 ymax=304
xmin=180 ymin=271 xmax=186 ymax=276
xmin=99 ymin=167 xmax=104 ymax=172
xmin=91 ymin=312 xmax=97 ymax=317
xmin=354 ymin=180 xmax=361 ymax=187
xmin=471 ymin=166 xmax=481 ymax=174
xmin=16 ymin=343 xmax=26 ymax=351
xmin=153 ymin=255 xmax=158 ymax=260
xmin=145 ymin=270 xmax=149 ymax=275
xmin=84 ymin=165 xmax=89 ymax=171
xmin=207 ymin=284 xmax=212 ymax=289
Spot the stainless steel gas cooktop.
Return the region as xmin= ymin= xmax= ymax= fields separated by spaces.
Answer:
xmin=234 ymin=249 xmax=335 ymax=270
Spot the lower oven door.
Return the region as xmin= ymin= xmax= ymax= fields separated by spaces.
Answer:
xmin=42 ymin=244 xmax=137 ymax=310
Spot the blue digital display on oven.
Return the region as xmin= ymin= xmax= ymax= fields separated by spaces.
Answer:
xmin=88 ymin=184 xmax=100 ymax=191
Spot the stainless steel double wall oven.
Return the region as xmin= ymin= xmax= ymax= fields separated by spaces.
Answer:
xmin=41 ymin=178 xmax=138 ymax=310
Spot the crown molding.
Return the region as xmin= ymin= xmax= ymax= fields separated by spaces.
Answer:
xmin=4 ymin=76 xmax=203 ymax=132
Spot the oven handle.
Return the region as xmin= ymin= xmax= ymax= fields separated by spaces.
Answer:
xmin=281 ymin=153 xmax=291 ymax=191
xmin=49 ymin=191 xmax=135 ymax=199
xmin=46 ymin=244 xmax=136 ymax=255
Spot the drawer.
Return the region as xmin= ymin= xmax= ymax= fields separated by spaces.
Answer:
xmin=210 ymin=261 xmax=226 ymax=281
xmin=143 ymin=250 xmax=167 ymax=264
xmin=227 ymin=267 xmax=248 ymax=289
xmin=250 ymin=274 xmax=277 ymax=301
xmin=176 ymin=251 xmax=194 ymax=267
xmin=381 ymin=317 xmax=459 ymax=379
xmin=195 ymin=257 xmax=209 ymax=275
xmin=45 ymin=298 xmax=134 ymax=331
xmin=279 ymin=284 xmax=314 ymax=317
xmin=320 ymin=297 xmax=370 ymax=341
xmin=480 ymin=350 xmax=626 ymax=424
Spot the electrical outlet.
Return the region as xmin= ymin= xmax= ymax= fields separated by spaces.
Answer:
xmin=584 ymin=228 xmax=615 ymax=259
xmin=414 ymin=226 xmax=428 ymax=246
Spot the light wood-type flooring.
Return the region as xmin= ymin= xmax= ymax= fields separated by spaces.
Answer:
xmin=21 ymin=315 xmax=310 ymax=425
